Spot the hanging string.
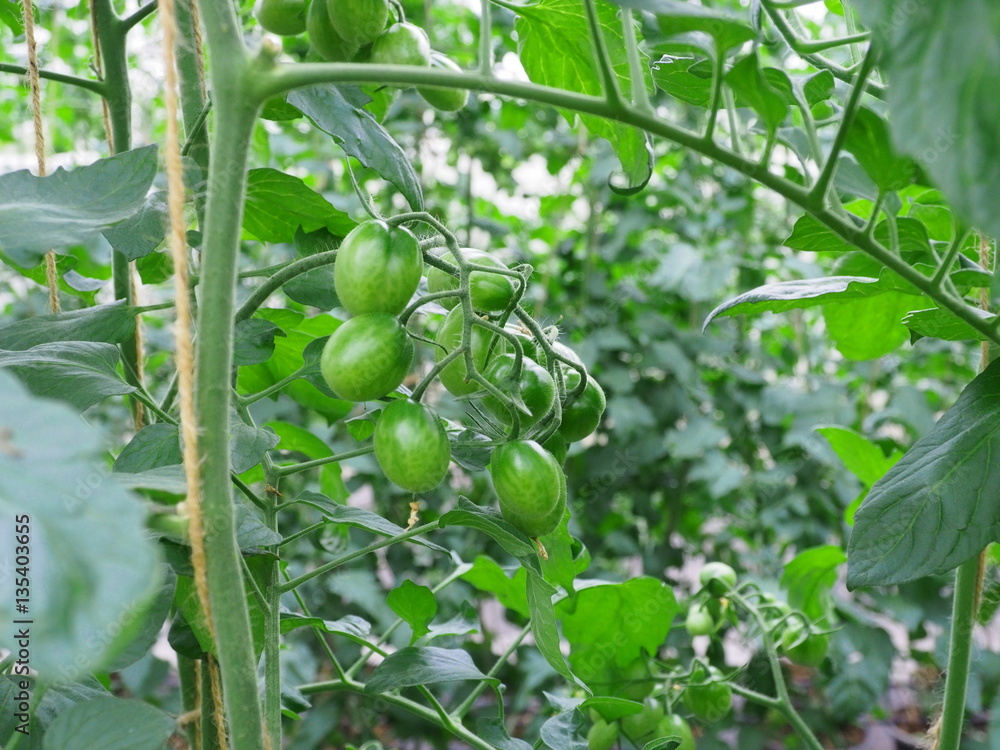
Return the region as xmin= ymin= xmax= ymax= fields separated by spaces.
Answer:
xmin=21 ymin=0 xmax=60 ymax=314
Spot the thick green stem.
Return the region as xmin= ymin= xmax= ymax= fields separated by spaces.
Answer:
xmin=175 ymin=0 xmax=210 ymax=225
xmin=936 ymin=557 xmax=980 ymax=749
xmin=262 ymin=463 xmax=283 ymax=749
xmin=177 ymin=655 xmax=201 ymax=749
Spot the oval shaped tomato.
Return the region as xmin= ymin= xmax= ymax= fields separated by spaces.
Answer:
xmin=684 ymin=667 xmax=732 ymax=723
xmin=685 ymin=601 xmax=715 ymax=637
xmin=560 ymin=368 xmax=606 ymax=442
xmin=489 ymin=440 xmax=564 ymax=538
xmin=320 ymin=313 xmax=413 ymax=401
xmin=369 ymin=22 xmax=431 ymax=66
xmin=427 ymin=247 xmax=517 ymax=312
xmin=780 ymin=621 xmax=829 ymax=668
xmin=541 ymin=430 xmax=567 ymax=465
xmin=335 ymin=220 xmax=423 ymax=316
xmin=257 ymin=0 xmax=307 ymax=35
xmin=374 ymin=400 xmax=450 ymax=492
xmin=307 ymin=0 xmax=359 ymax=60
xmin=699 ymin=561 xmax=737 ymax=594
xmin=434 ymin=307 xmax=498 ymax=396
xmin=586 ymin=719 xmax=620 ymax=750
xmin=482 ymin=354 xmax=555 ymax=429
xmin=418 ymin=54 xmax=469 ymax=112
xmin=621 ymin=699 xmax=665 ymax=742
xmin=326 ymin=0 xmax=387 ymax=47
xmin=655 ymin=715 xmax=695 ymax=750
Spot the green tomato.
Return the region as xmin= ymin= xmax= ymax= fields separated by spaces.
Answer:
xmin=320 ymin=313 xmax=413 ymax=401
xmin=685 ymin=601 xmax=715 ymax=637
xmin=307 ymin=0 xmax=359 ymax=60
xmin=482 ymin=354 xmax=555 ymax=429
xmin=655 ymin=715 xmax=695 ymax=750
xmin=780 ymin=622 xmax=830 ymax=668
xmin=369 ymin=22 xmax=431 ymax=66
xmin=699 ymin=562 xmax=737 ymax=594
xmin=434 ymin=307 xmax=498 ymax=396
xmin=621 ymin=699 xmax=665 ymax=742
xmin=501 ymin=324 xmax=540 ymax=362
xmin=426 ymin=247 xmax=517 ymax=312
xmin=257 ymin=0 xmax=307 ymax=35
xmin=541 ymin=430 xmax=568 ymax=465
xmin=326 ymin=0 xmax=387 ymax=47
xmin=418 ymin=54 xmax=469 ymax=112
xmin=489 ymin=440 xmax=565 ymax=538
xmin=334 ymin=220 xmax=423 ymax=316
xmin=373 ymin=400 xmax=451 ymax=492
xmin=684 ymin=668 xmax=732 ymax=723
xmin=586 ymin=719 xmax=620 ymax=750
xmin=560 ymin=368 xmax=606 ymax=442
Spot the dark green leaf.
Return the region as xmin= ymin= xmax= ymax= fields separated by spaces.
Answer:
xmin=612 ymin=0 xmax=756 ymax=52
xmin=387 ymin=580 xmax=438 ymax=643
xmin=101 ymin=191 xmax=167 ymax=261
xmin=243 ymin=168 xmax=355 ymax=244
xmin=783 ymin=214 xmax=932 ymax=257
xmin=0 ymin=302 xmax=137 ymax=351
xmin=726 ymin=52 xmax=789 ymax=134
xmin=903 ymin=306 xmax=993 ymax=342
xmin=440 ymin=498 xmax=541 ymax=572
xmin=114 ymin=424 xmax=183 ymax=473
xmin=102 ymin=568 xmax=177 ymax=672
xmin=365 ymin=646 xmax=498 ymax=694
xmin=42 ymin=697 xmax=174 ymax=750
xmin=234 ymin=318 xmax=285 ymax=366
xmin=0 ymin=341 xmax=135 ymax=410
xmin=235 ymin=504 xmax=282 ymax=548
xmin=449 ymin=429 xmax=492 ymax=472
xmin=476 ymin=718 xmax=534 ymax=750
xmin=284 ymin=264 xmax=339 ymax=309
xmin=0 ymin=146 xmax=158 ymax=266
xmin=843 ymin=107 xmax=919 ymax=192
xmin=229 ymin=417 xmax=279 ymax=474
xmin=288 ymin=86 xmax=424 ymax=211
xmin=780 ymin=545 xmax=845 ymax=621
xmin=0 ymin=675 xmax=109 ymax=745
xmin=848 ymin=359 xmax=1000 ymax=587
xmin=643 ymin=740 xmax=684 ymax=750
xmin=280 ymin=610 xmax=373 ymax=640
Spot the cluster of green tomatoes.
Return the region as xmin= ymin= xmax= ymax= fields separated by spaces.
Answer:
xmin=256 ymin=0 xmax=468 ymax=112
xmin=318 ymin=219 xmax=606 ymax=541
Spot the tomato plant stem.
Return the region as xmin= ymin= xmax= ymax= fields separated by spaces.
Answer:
xmin=0 ymin=63 xmax=107 ymax=94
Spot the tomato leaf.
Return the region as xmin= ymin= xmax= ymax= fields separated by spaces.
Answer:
xmin=41 ymin=697 xmax=174 ymax=750
xmin=242 ymin=168 xmax=355 ymax=243
xmin=101 ymin=191 xmax=167 ymax=261
xmin=233 ymin=318 xmax=285 ymax=366
xmin=780 ymin=545 xmax=845 ymax=622
xmin=0 ymin=302 xmax=137 ymax=351
xmin=365 ymin=646 xmax=499 ymax=694
xmin=387 ymin=580 xmax=438 ymax=644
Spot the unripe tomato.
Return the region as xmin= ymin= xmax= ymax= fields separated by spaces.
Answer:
xmin=698 ymin=562 xmax=737 ymax=594
xmin=334 ymin=221 xmax=422 ymax=316
xmin=685 ymin=600 xmax=715 ymax=637
xmin=307 ymin=0 xmax=359 ymax=60
xmin=489 ymin=440 xmax=564 ymax=538
xmin=374 ymin=400 xmax=451 ymax=492
xmin=320 ymin=313 xmax=413 ymax=401
xmin=427 ymin=247 xmax=517 ymax=312
xmin=621 ymin=698 xmax=665 ymax=741
xmin=586 ymin=719 xmax=620 ymax=750
xmin=684 ymin=667 xmax=732 ymax=722
xmin=370 ymin=22 xmax=431 ymax=67
xmin=482 ymin=354 xmax=555 ymax=429
xmin=326 ymin=0 xmax=387 ymax=47
xmin=655 ymin=715 xmax=695 ymax=750
xmin=257 ymin=0 xmax=307 ymax=35
xmin=501 ymin=325 xmax=540 ymax=362
xmin=434 ymin=307 xmax=497 ymax=396
xmin=560 ymin=368 xmax=606 ymax=442
xmin=780 ymin=621 xmax=829 ymax=668
xmin=541 ymin=430 xmax=568 ymax=465
xmin=418 ymin=54 xmax=469 ymax=112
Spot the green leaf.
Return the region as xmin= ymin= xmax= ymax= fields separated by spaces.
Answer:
xmin=651 ymin=55 xmax=713 ymax=107
xmin=387 ymin=580 xmax=438 ymax=643
xmin=0 ymin=676 xmax=109 ymax=745
xmin=704 ymin=273 xmax=916 ymax=328
xmin=283 ymin=265 xmax=339 ymax=310
xmin=579 ymin=696 xmax=644 ymax=721
xmin=539 ymin=508 xmax=583 ymax=593
xmin=0 ymin=341 xmax=135 ymax=411
xmin=365 ymin=647 xmax=499 ymax=694
xmin=847 ymin=359 xmax=1000 ymax=588
xmin=783 ymin=214 xmax=932 ymax=256
xmin=0 ymin=145 xmax=158 ymax=266
xmin=233 ymin=318 xmax=285 ymax=366
xmin=0 ymin=371 xmax=160 ymax=680
xmin=229 ymin=416 xmax=279 ymax=474
xmin=461 ymin=555 xmax=531 ymax=618
xmin=114 ymin=424 xmax=183 ymax=473
xmin=101 ymin=191 xmax=167 ymax=261
xmin=842 ymin=107 xmax=919 ymax=192
xmin=476 ymin=718 xmax=534 ymax=750
xmin=515 ymin=0 xmax=653 ymax=193
xmin=42 ymin=697 xmax=174 ymax=750
xmin=816 ymin=426 xmax=900 ymax=487
xmin=614 ymin=0 xmax=755 ymax=52
xmin=821 ymin=291 xmax=918 ymax=360
xmin=242 ymin=168 xmax=355 ymax=244
xmin=903 ymin=307 xmax=994 ymax=343
xmin=102 ymin=568 xmax=177 ymax=672
xmin=780 ymin=545 xmax=845 ymax=621
xmin=0 ymin=0 xmax=25 ymax=35
xmin=725 ymin=52 xmax=789 ymax=134
xmin=556 ymin=578 xmax=678 ymax=690
xmin=0 ymin=302 xmax=137 ymax=351
xmin=287 ymin=85 xmax=424 ymax=211
xmin=235 ymin=504 xmax=282 ymax=548
xmin=856 ymin=0 xmax=1000 ymax=241
xmin=279 ymin=610 xmax=373 ymax=641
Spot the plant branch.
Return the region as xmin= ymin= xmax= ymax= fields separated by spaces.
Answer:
xmin=936 ymin=557 xmax=980 ymax=749
xmin=453 ymin=622 xmax=532 ymax=719
xmin=0 ymin=63 xmax=107 ymax=95
xmin=122 ymin=0 xmax=158 ymax=30
xmin=234 ymin=249 xmax=338 ymax=323
xmin=275 ymin=445 xmax=375 ymax=478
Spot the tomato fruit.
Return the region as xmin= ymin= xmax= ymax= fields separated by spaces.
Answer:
xmin=370 ymin=22 xmax=431 ymax=67
xmin=780 ymin=621 xmax=829 ymax=668
xmin=685 ymin=600 xmax=715 ymax=636
xmin=257 ymin=0 xmax=307 ymax=35
xmin=489 ymin=440 xmax=564 ymax=538
xmin=374 ymin=400 xmax=450 ymax=492
xmin=684 ymin=667 xmax=732 ymax=722
xmin=326 ymin=0 xmax=387 ymax=47
xmin=655 ymin=715 xmax=695 ymax=750
xmin=426 ymin=247 xmax=517 ymax=312
xmin=699 ymin=561 xmax=737 ymax=594
xmin=541 ymin=430 xmax=567 ymax=464
xmin=482 ymin=354 xmax=555 ymax=429
xmin=334 ymin=220 xmax=422 ymax=316
xmin=621 ymin=699 xmax=665 ymax=741
xmin=307 ymin=0 xmax=359 ymax=61
xmin=434 ymin=307 xmax=498 ymax=396
xmin=320 ymin=313 xmax=413 ymax=401
xmin=586 ymin=719 xmax=620 ymax=750
xmin=418 ymin=54 xmax=469 ymax=112
xmin=560 ymin=368 xmax=606 ymax=442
